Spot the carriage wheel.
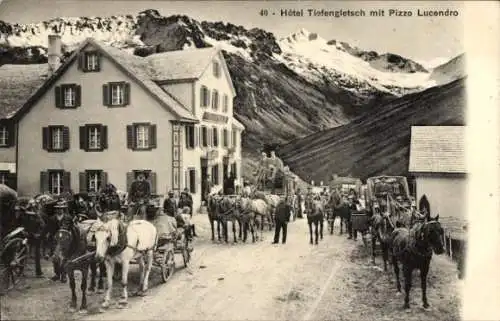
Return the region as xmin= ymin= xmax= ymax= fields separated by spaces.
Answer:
xmin=160 ymin=249 xmax=175 ymax=283
xmin=0 ymin=238 xmax=28 ymax=292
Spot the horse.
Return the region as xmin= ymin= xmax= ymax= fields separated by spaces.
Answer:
xmin=307 ymin=198 xmax=324 ymax=245
xmin=206 ymin=194 xmax=224 ymax=242
xmin=254 ymin=192 xmax=280 ymax=230
xmin=53 ymin=218 xmax=105 ymax=312
xmin=217 ymin=196 xmax=241 ymax=243
xmin=94 ymin=217 xmax=158 ymax=308
xmin=326 ymin=193 xmax=349 ymax=235
xmin=390 ymin=214 xmax=444 ymax=309
xmin=237 ymin=196 xmax=269 ymax=242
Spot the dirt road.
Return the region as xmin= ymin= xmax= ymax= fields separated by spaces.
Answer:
xmin=1 ymin=215 xmax=462 ymax=321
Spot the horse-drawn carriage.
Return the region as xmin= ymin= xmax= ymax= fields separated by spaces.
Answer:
xmin=327 ymin=175 xmax=370 ymax=233
xmin=0 ymin=184 xmax=29 ymax=294
xmin=365 ymin=175 xmax=416 ymax=227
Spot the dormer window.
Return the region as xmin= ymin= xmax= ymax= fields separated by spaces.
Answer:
xmin=103 ymin=82 xmax=130 ymax=107
xmin=55 ymin=84 xmax=81 ymax=108
xmin=212 ymin=89 xmax=219 ymax=110
xmin=213 ymin=61 xmax=221 ymax=78
xmin=78 ymin=51 xmax=101 ymax=72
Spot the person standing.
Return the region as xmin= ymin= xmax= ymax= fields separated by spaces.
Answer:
xmin=127 ymin=173 xmax=151 ymax=220
xmin=272 ymin=197 xmax=292 ymax=244
xmin=178 ymin=188 xmax=193 ymax=217
xmin=49 ymin=200 xmax=73 ymax=282
xmin=202 ymin=174 xmax=213 ymax=204
xmin=347 ymin=193 xmax=360 ymax=240
xmin=163 ymin=191 xmax=178 ymax=218
xmin=296 ymin=188 xmax=303 ymax=219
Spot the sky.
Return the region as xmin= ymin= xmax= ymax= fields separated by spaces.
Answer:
xmin=0 ymin=0 xmax=465 ymax=66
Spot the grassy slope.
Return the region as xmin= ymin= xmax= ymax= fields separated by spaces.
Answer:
xmin=277 ymin=77 xmax=467 ymax=183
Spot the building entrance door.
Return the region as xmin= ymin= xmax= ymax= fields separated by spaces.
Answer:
xmin=201 ymin=165 xmax=208 ymax=202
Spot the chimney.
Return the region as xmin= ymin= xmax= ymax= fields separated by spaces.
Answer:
xmin=48 ymin=34 xmax=62 ymax=75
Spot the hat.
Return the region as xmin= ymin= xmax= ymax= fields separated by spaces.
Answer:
xmin=54 ymin=200 xmax=68 ymax=209
xmin=168 ymin=191 xmax=174 ymax=195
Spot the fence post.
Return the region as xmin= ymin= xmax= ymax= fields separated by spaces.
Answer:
xmin=448 ymin=232 xmax=453 ymax=259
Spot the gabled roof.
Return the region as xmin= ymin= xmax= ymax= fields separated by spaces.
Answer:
xmin=409 ymin=126 xmax=466 ymax=174
xmin=0 ymin=64 xmax=47 ymax=119
xmin=147 ymin=47 xmax=218 ymax=81
xmin=147 ymin=46 xmax=237 ymax=96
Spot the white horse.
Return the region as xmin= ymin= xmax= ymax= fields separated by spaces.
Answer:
xmin=238 ymin=196 xmax=269 ymax=241
xmin=94 ymin=216 xmax=158 ymax=308
xmin=254 ymin=192 xmax=280 ymax=229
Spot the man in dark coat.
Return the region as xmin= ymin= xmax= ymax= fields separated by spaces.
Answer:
xmin=127 ymin=173 xmax=151 ymax=220
xmin=296 ymin=188 xmax=303 ymax=219
xmin=202 ymin=174 xmax=213 ymax=203
xmin=347 ymin=194 xmax=361 ymax=240
xmin=49 ymin=200 xmax=73 ymax=282
xmin=272 ymin=197 xmax=292 ymax=244
xmin=163 ymin=191 xmax=177 ymax=217
xmin=178 ymin=188 xmax=193 ymax=217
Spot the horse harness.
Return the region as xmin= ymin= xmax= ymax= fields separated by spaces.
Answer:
xmin=392 ymin=221 xmax=439 ymax=258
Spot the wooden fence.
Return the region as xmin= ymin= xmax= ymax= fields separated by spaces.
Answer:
xmin=440 ymin=216 xmax=467 ymax=279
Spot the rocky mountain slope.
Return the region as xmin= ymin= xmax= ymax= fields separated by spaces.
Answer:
xmin=277 ymin=77 xmax=466 ymax=182
xmin=0 ymin=9 xmax=466 ymax=179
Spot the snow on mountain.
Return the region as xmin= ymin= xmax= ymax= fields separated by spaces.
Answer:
xmin=278 ymin=28 xmax=435 ymax=97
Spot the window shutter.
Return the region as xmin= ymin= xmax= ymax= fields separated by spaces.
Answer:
xmin=126 ymin=172 xmax=134 ymax=192
xmin=207 ymin=128 xmax=212 ymax=147
xmin=123 ymin=83 xmax=131 ymax=106
xmin=102 ymin=84 xmax=110 ymax=106
xmin=149 ymin=124 xmax=157 ymax=149
xmin=6 ymin=123 xmax=15 ymax=147
xmin=6 ymin=172 xmax=16 ymax=190
xmin=40 ymin=171 xmax=49 ymax=193
xmin=79 ymin=126 xmax=87 ymax=150
xmin=100 ymin=171 xmax=108 ymax=188
xmin=150 ymin=172 xmax=157 ymax=195
xmin=42 ymin=127 xmax=49 ymax=150
xmin=62 ymin=126 xmax=70 ymax=151
xmin=75 ymin=85 xmax=82 ymax=107
xmin=62 ymin=171 xmax=71 ymax=193
xmin=55 ymin=86 xmax=62 ymax=108
xmin=79 ymin=172 xmax=87 ymax=193
xmin=184 ymin=170 xmax=189 ymax=191
xmin=126 ymin=125 xmax=134 ymax=149
xmin=101 ymin=125 xmax=108 ymax=149
xmin=78 ymin=53 xmax=86 ymax=71
xmin=95 ymin=53 xmax=101 ymax=72
xmin=200 ymin=87 xmax=204 ymax=107
xmin=194 ymin=126 xmax=199 ymax=147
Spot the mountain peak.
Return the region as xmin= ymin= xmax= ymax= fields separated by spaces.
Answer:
xmin=283 ymin=28 xmax=322 ymax=43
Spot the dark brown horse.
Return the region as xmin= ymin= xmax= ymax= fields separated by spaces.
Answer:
xmin=307 ymin=199 xmax=324 ymax=245
xmin=53 ymin=218 xmax=105 ymax=312
xmin=206 ymin=195 xmax=224 ymax=242
xmin=217 ymin=196 xmax=241 ymax=243
xmin=327 ymin=194 xmax=350 ymax=235
xmin=390 ymin=214 xmax=444 ymax=309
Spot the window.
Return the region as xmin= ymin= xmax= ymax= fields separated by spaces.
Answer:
xmin=212 ymin=90 xmax=219 ymax=110
xmin=126 ymin=170 xmax=157 ymax=195
xmin=49 ymin=171 xmax=64 ymax=195
xmin=80 ymin=124 xmax=107 ymax=151
xmin=211 ymin=164 xmax=219 ymax=185
xmin=200 ymin=86 xmax=210 ymax=108
xmin=185 ymin=125 xmax=195 ymax=149
xmin=136 ymin=125 xmax=149 ymax=149
xmin=43 ymin=126 xmax=70 ymax=152
xmin=0 ymin=126 xmax=8 ymax=147
xmin=103 ymin=82 xmax=130 ymax=107
xmin=187 ymin=168 xmax=196 ymax=194
xmin=231 ymin=163 xmax=238 ymax=179
xmin=78 ymin=51 xmax=100 ymax=72
xmin=223 ymin=94 xmax=229 ymax=113
xmin=213 ymin=61 xmax=221 ymax=78
xmin=126 ymin=123 xmax=157 ymax=150
xmin=0 ymin=171 xmax=7 ymax=185
xmin=223 ymin=128 xmax=228 ymax=147
xmin=86 ymin=170 xmax=102 ymax=193
xmin=212 ymin=127 xmax=219 ymax=147
xmin=55 ymin=84 xmax=81 ymax=108
xmin=201 ymin=126 xmax=208 ymax=147
xmin=231 ymin=130 xmax=237 ymax=148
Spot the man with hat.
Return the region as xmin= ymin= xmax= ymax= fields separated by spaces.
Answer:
xmin=163 ymin=191 xmax=178 ymax=218
xmin=347 ymin=192 xmax=360 ymax=240
xmin=178 ymin=188 xmax=193 ymax=217
xmin=48 ymin=200 xmax=72 ymax=282
xmin=127 ymin=172 xmax=151 ymax=220
xmin=202 ymin=174 xmax=213 ymax=204
xmin=296 ymin=188 xmax=304 ymax=219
